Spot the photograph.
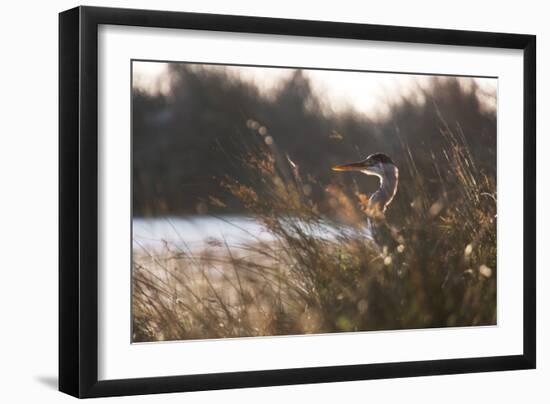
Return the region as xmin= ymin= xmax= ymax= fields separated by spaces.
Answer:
xmin=131 ymin=61 xmax=498 ymax=343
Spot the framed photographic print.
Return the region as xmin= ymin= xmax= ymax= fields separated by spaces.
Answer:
xmin=59 ymin=6 xmax=536 ymax=398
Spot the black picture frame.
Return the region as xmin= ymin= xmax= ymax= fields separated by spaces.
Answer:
xmin=59 ymin=5 xmax=536 ymax=398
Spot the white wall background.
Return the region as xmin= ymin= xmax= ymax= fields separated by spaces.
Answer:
xmin=0 ymin=1 xmax=546 ymax=402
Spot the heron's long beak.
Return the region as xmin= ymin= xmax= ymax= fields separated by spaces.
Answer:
xmin=332 ymin=161 xmax=367 ymax=172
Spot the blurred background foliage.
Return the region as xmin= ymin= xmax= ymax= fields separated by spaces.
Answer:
xmin=132 ymin=64 xmax=496 ymax=221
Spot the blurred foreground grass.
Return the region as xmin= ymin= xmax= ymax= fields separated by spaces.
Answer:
xmin=132 ymin=116 xmax=497 ymax=342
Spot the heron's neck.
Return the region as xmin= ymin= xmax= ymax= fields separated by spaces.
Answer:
xmin=368 ymin=164 xmax=398 ymax=212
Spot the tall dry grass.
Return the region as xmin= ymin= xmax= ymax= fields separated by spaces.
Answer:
xmin=132 ymin=113 xmax=496 ymax=342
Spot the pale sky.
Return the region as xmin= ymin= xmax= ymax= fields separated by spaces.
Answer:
xmin=133 ymin=61 xmax=496 ymax=118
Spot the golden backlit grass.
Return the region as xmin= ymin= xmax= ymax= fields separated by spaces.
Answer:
xmin=132 ymin=120 xmax=497 ymax=342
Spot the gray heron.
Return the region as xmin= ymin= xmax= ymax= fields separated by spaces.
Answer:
xmin=332 ymin=153 xmax=399 ymax=216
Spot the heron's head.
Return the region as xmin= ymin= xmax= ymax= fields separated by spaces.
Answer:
xmin=332 ymin=153 xmax=395 ymax=178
